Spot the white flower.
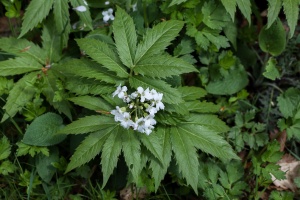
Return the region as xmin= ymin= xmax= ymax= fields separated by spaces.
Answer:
xmin=105 ymin=1 xmax=110 ymax=5
xmin=102 ymin=8 xmax=114 ymax=22
xmin=146 ymin=105 xmax=158 ymax=116
xmin=137 ymin=87 xmax=152 ymax=102
xmin=132 ymin=3 xmax=137 ymax=11
xmin=83 ymin=0 xmax=88 ymax=5
xmin=73 ymin=5 xmax=87 ymax=12
xmin=112 ymin=84 xmax=127 ymax=99
xmin=120 ymin=112 xmax=134 ymax=129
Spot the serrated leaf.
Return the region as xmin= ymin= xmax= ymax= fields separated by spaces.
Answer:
xmin=134 ymin=55 xmax=197 ymax=78
xmin=129 ymin=76 xmax=183 ymax=104
xmin=282 ymin=0 xmax=299 ymax=38
xmin=0 ymin=38 xmax=45 ymax=62
xmin=267 ymin=0 xmax=282 ymax=28
xmin=263 ymin=57 xmax=280 ymax=80
xmin=139 ymin=131 xmax=163 ymax=163
xmin=69 ymin=0 xmax=93 ymax=30
xmin=65 ymin=126 xmax=117 ymax=173
xmin=277 ymin=88 xmax=300 ymax=118
xmin=19 ymin=0 xmax=54 ymax=38
xmin=0 ymin=137 xmax=11 ymax=160
xmin=185 ymin=101 xmax=220 ymax=113
xmin=101 ymin=126 xmax=123 ymax=186
xmin=0 ymin=57 xmax=42 ymax=76
xmin=68 ymin=96 xmax=113 ymax=111
xmin=22 ymin=112 xmax=66 ymax=146
xmin=53 ymin=0 xmax=71 ymax=48
xmin=122 ymin=129 xmax=142 ymax=183
xmin=134 ymin=20 xmax=184 ymax=64
xmin=171 ymin=126 xmax=199 ymax=192
xmin=58 ymin=115 xmax=116 ymax=135
xmin=177 ymin=124 xmax=239 ymax=160
xmin=236 ymin=0 xmax=251 ymax=24
xmin=178 ymin=86 xmax=207 ymax=100
xmin=76 ymin=38 xmax=129 ymax=78
xmin=113 ymin=7 xmax=137 ymax=68
xmin=169 ymin=0 xmax=188 ymax=7
xmin=58 ymin=59 xmax=118 ymax=84
xmin=1 ymin=72 xmax=37 ymax=122
xmin=149 ymin=127 xmax=172 ymax=191
xmin=221 ymin=0 xmax=237 ymax=21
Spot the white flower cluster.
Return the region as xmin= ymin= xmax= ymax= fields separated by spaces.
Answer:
xmin=102 ymin=8 xmax=115 ymax=23
xmin=111 ymin=85 xmax=164 ymax=135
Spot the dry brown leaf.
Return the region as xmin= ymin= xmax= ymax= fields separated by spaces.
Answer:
xmin=120 ymin=185 xmax=148 ymax=200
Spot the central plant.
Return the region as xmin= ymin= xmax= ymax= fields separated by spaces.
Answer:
xmin=58 ymin=6 xmax=238 ymax=192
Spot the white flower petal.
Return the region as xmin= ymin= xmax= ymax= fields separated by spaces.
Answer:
xmin=74 ymin=5 xmax=86 ymax=12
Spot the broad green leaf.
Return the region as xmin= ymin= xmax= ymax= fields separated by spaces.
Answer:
xmin=236 ymin=0 xmax=251 ymax=24
xmin=69 ymin=0 xmax=93 ymax=30
xmin=122 ymin=129 xmax=142 ymax=183
xmin=57 ymin=59 xmax=118 ymax=84
xmin=263 ymin=57 xmax=280 ymax=80
xmin=282 ymin=0 xmax=299 ymax=38
xmin=0 ymin=136 xmax=11 ymax=160
xmin=58 ymin=115 xmax=116 ymax=135
xmin=171 ymin=126 xmax=199 ymax=192
xmin=221 ymin=0 xmax=237 ymax=21
xmin=133 ymin=55 xmax=197 ymax=78
xmin=0 ymin=160 xmax=17 ymax=175
xmin=113 ymin=7 xmax=137 ymax=68
xmin=0 ymin=57 xmax=42 ymax=76
xmin=184 ymin=101 xmax=220 ymax=113
xmin=267 ymin=0 xmax=282 ymax=28
xmin=76 ymin=38 xmax=129 ymax=78
xmin=0 ymin=38 xmax=45 ymax=63
xmin=19 ymin=0 xmax=54 ymax=38
xmin=287 ymin=120 xmax=300 ymax=140
xmin=149 ymin=127 xmax=172 ymax=191
xmin=101 ymin=126 xmax=123 ymax=186
xmin=22 ymin=112 xmax=66 ymax=146
xmin=169 ymin=0 xmax=188 ymax=6
xmin=178 ymin=86 xmax=207 ymax=100
xmin=68 ymin=96 xmax=113 ymax=111
xmin=53 ymin=0 xmax=71 ymax=48
xmin=177 ymin=124 xmax=239 ymax=160
xmin=1 ymin=72 xmax=37 ymax=122
xmin=65 ymin=126 xmax=117 ymax=173
xmin=277 ymin=88 xmax=300 ymax=118
xmin=129 ymin=76 xmax=183 ymax=104
xmin=224 ymin=20 xmax=238 ymax=49
xmin=35 ymin=147 xmax=59 ymax=183
xmin=139 ymin=131 xmax=163 ymax=163
xmin=134 ymin=20 xmax=184 ymax=64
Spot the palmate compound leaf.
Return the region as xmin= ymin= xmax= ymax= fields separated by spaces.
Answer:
xmin=68 ymin=96 xmax=113 ymax=112
xmin=267 ymin=0 xmax=282 ymax=28
xmin=19 ymin=0 xmax=54 ymax=38
xmin=113 ymin=6 xmax=137 ymax=68
xmin=282 ymin=0 xmax=299 ymax=38
xmin=65 ymin=125 xmax=118 ymax=173
xmin=76 ymin=38 xmax=129 ymax=78
xmin=134 ymin=20 xmax=184 ymax=64
xmin=58 ymin=115 xmax=116 ymax=135
xmin=133 ymin=55 xmax=197 ymax=78
xmin=1 ymin=72 xmax=37 ymax=123
xmin=149 ymin=127 xmax=172 ymax=191
xmin=129 ymin=76 xmax=183 ymax=104
xmin=0 ymin=57 xmax=42 ymax=76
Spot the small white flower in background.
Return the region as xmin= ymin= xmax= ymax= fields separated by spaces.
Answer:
xmin=102 ymin=8 xmax=114 ymax=23
xmin=132 ymin=3 xmax=137 ymax=11
xmin=110 ymin=86 xmax=164 ymax=135
xmin=73 ymin=5 xmax=87 ymax=12
xmin=105 ymin=1 xmax=110 ymax=5
xmin=83 ymin=0 xmax=88 ymax=5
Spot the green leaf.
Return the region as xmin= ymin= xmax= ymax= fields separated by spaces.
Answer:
xmin=185 ymin=101 xmax=220 ymax=113
xmin=53 ymin=0 xmax=71 ymax=48
xmin=267 ymin=0 xmax=282 ymax=28
xmin=0 ymin=160 xmax=17 ymax=175
xmin=0 ymin=38 xmax=45 ymax=63
xmin=0 ymin=57 xmax=41 ymax=76
xmin=0 ymin=136 xmax=11 ymax=160
xmin=221 ymin=0 xmax=237 ymax=21
xmin=134 ymin=20 xmax=184 ymax=64
xmin=169 ymin=0 xmax=188 ymax=7
xmin=133 ymin=55 xmax=197 ymax=78
xmin=19 ymin=0 xmax=54 ymax=38
xmin=149 ymin=127 xmax=172 ymax=191
xmin=113 ymin=7 xmax=137 ymax=68
xmin=263 ymin=57 xmax=280 ymax=80
xmin=171 ymin=126 xmax=199 ymax=192
xmin=65 ymin=126 xmax=117 ymax=173
xmin=282 ymin=0 xmax=299 ymax=38
xmin=22 ymin=112 xmax=66 ymax=146
xmin=139 ymin=131 xmax=163 ymax=163
xmin=68 ymin=96 xmax=113 ymax=111
xmin=129 ymin=76 xmax=183 ymax=104
xmin=122 ymin=129 xmax=142 ymax=183
xmin=236 ymin=0 xmax=252 ymax=24
xmin=76 ymin=38 xmax=129 ymax=78
xmin=69 ymin=0 xmax=93 ymax=30
xmin=58 ymin=115 xmax=116 ymax=135
xmin=101 ymin=126 xmax=123 ymax=186
xmin=287 ymin=120 xmax=300 ymax=140
xmin=1 ymin=72 xmax=37 ymax=122
xmin=277 ymin=88 xmax=300 ymax=118
xmin=178 ymin=86 xmax=207 ymax=100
